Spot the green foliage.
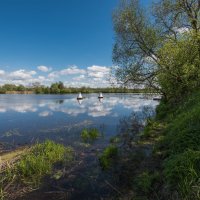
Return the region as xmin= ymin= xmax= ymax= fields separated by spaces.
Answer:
xmin=134 ymin=171 xmax=159 ymax=194
xmin=155 ymin=91 xmax=200 ymax=199
xmin=0 ymin=140 xmax=73 ymax=198
xmin=164 ymin=150 xmax=200 ymax=199
xmin=157 ymin=34 xmax=200 ymax=101
xmin=15 ymin=140 xmax=73 ymax=186
xmin=81 ymin=128 xmax=100 ymax=143
xmin=0 ymin=83 xmax=151 ymax=94
xmin=142 ymin=119 xmax=166 ymax=138
xmin=99 ymin=145 xmax=118 ymax=170
xmin=113 ymin=0 xmax=200 ymax=102
xmin=0 ymin=87 xmax=6 ymax=94
xmin=160 ymin=91 xmax=200 ymax=155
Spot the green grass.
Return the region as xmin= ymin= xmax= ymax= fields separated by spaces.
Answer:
xmin=154 ymin=90 xmax=200 ymax=199
xmin=164 ymin=150 xmax=200 ymax=199
xmin=99 ymin=145 xmax=118 ymax=170
xmin=81 ymin=128 xmax=100 ymax=142
xmin=17 ymin=140 xmax=73 ymax=186
xmin=0 ymin=140 xmax=73 ymax=199
xmin=134 ymin=171 xmax=159 ymax=194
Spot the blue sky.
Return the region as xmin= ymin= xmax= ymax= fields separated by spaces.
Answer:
xmin=0 ymin=0 xmax=150 ymax=87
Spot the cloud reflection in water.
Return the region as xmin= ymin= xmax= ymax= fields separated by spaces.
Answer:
xmin=0 ymin=94 xmax=159 ymax=118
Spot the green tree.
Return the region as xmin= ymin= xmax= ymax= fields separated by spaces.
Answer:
xmin=113 ymin=0 xmax=200 ymax=101
xmin=57 ymin=81 xmax=64 ymax=90
xmin=2 ymin=84 xmax=17 ymax=91
xmin=50 ymin=83 xmax=60 ymax=94
xmin=17 ymin=85 xmax=26 ymax=91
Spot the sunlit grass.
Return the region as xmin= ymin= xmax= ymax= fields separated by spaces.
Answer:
xmin=154 ymin=90 xmax=200 ymax=199
xmin=0 ymin=140 xmax=73 ymax=199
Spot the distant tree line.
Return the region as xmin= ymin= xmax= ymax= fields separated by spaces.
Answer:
xmin=0 ymin=81 xmax=152 ymax=94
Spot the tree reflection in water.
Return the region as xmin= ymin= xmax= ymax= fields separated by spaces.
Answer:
xmin=117 ymin=106 xmax=156 ymax=150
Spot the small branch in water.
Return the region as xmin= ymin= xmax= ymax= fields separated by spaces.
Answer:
xmin=105 ymin=180 xmax=123 ymax=196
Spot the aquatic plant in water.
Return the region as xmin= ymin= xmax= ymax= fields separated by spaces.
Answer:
xmin=81 ymin=128 xmax=100 ymax=143
xmin=99 ymin=145 xmax=118 ymax=170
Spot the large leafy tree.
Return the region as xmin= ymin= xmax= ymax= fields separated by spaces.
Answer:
xmin=113 ymin=0 xmax=200 ymax=101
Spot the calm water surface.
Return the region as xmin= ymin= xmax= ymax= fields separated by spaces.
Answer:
xmin=0 ymin=93 xmax=159 ymax=146
xmin=0 ymin=93 xmax=160 ymax=199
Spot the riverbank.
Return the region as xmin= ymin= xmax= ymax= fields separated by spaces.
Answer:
xmin=102 ymin=90 xmax=200 ymax=199
xmin=5 ymin=91 xmax=34 ymax=94
xmin=1 ymin=91 xmax=198 ymax=200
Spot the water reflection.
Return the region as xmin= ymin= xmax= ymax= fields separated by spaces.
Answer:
xmin=99 ymin=98 xmax=103 ymax=103
xmin=0 ymin=94 xmax=159 ymax=144
xmin=0 ymin=94 xmax=159 ymax=118
xmin=39 ymin=111 xmax=53 ymax=117
xmin=77 ymin=99 xmax=83 ymax=105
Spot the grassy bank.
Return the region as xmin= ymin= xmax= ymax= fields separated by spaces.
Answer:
xmin=135 ymin=90 xmax=200 ymax=199
xmin=99 ymin=90 xmax=200 ymax=200
xmin=0 ymin=140 xmax=73 ymax=200
xmin=153 ymin=90 xmax=200 ymax=199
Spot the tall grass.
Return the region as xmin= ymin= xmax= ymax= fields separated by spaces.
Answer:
xmin=156 ymin=90 xmax=200 ymax=199
xmin=0 ymin=140 xmax=73 ymax=199
xmin=17 ymin=140 xmax=73 ymax=186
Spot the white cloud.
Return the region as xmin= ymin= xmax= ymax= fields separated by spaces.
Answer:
xmin=37 ymin=65 xmax=52 ymax=72
xmin=87 ymin=65 xmax=110 ymax=78
xmin=60 ymin=66 xmax=86 ymax=75
xmin=87 ymin=65 xmax=110 ymax=72
xmin=72 ymin=75 xmax=85 ymax=81
xmin=48 ymin=66 xmax=86 ymax=79
xmin=48 ymin=71 xmax=59 ymax=79
xmin=0 ymin=65 xmax=113 ymax=88
xmin=9 ymin=69 xmax=36 ymax=80
xmin=0 ymin=70 xmax=5 ymax=76
xmin=0 ymin=107 xmax=6 ymax=113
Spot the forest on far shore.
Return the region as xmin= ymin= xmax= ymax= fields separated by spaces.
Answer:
xmin=0 ymin=82 xmax=151 ymax=94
